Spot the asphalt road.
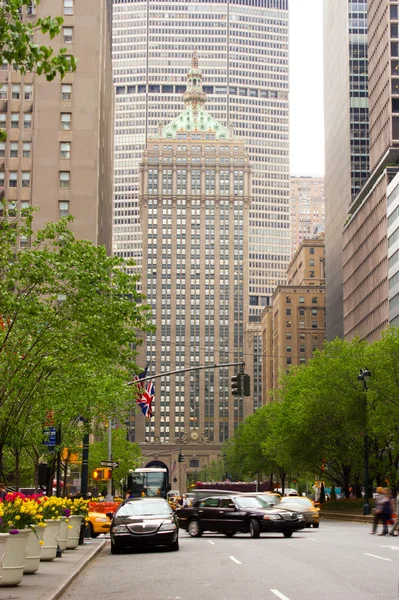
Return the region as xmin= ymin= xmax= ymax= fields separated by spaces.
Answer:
xmin=60 ymin=522 xmax=399 ymax=600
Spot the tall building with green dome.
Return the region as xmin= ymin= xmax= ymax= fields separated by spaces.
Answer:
xmin=135 ymin=55 xmax=252 ymax=484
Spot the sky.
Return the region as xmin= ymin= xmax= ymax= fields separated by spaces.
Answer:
xmin=289 ymin=0 xmax=324 ymax=177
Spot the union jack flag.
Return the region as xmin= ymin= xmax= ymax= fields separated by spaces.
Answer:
xmin=130 ymin=366 xmax=148 ymax=389
xmin=137 ymin=381 xmax=155 ymax=418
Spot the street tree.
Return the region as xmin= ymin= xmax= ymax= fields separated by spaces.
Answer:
xmin=0 ymin=207 xmax=153 ymax=479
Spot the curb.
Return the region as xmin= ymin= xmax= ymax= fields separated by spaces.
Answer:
xmin=39 ymin=540 xmax=106 ymax=600
xmin=321 ymin=512 xmax=373 ymax=524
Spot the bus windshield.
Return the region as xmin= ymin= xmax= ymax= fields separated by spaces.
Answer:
xmin=130 ymin=469 xmax=168 ymax=498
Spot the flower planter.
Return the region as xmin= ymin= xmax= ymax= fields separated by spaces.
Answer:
xmin=66 ymin=515 xmax=83 ymax=549
xmin=40 ymin=520 xmax=61 ymax=561
xmin=24 ymin=526 xmax=44 ymax=574
xmin=0 ymin=535 xmax=7 ymax=582
xmin=57 ymin=517 xmax=68 ymax=552
xmin=0 ymin=529 xmax=30 ymax=586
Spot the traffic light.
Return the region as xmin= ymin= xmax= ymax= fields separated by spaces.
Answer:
xmin=92 ymin=468 xmax=112 ymax=481
xmin=178 ymin=451 xmax=185 ymax=463
xmin=242 ymin=374 xmax=251 ymax=396
xmin=231 ymin=374 xmax=242 ymax=396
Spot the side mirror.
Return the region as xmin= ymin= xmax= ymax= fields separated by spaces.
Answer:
xmin=106 ymin=512 xmax=114 ymax=519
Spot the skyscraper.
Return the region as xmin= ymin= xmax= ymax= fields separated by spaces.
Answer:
xmin=137 ymin=56 xmax=252 ymax=489
xmin=290 ymin=176 xmax=325 ymax=257
xmin=0 ymin=0 xmax=114 ymax=251
xmin=323 ymin=0 xmax=369 ymax=339
xmin=112 ymin=0 xmax=290 ymax=408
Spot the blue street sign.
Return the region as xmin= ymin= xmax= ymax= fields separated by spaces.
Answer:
xmin=43 ymin=426 xmax=57 ymax=447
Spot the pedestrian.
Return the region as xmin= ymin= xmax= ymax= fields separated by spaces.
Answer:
xmin=0 ymin=483 xmax=6 ymax=500
xmin=371 ymin=487 xmax=391 ymax=535
xmin=125 ymin=489 xmax=132 ymax=499
xmin=390 ymin=492 xmax=399 ymax=536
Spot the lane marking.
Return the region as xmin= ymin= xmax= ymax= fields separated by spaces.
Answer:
xmin=271 ymin=590 xmax=291 ymax=600
xmin=306 ymin=538 xmax=321 ymax=542
xmin=363 ymin=553 xmax=392 ymax=562
xmin=229 ymin=556 xmax=241 ymax=564
xmin=208 ymin=541 xmax=215 ymax=545
xmin=381 ymin=545 xmax=399 ymax=550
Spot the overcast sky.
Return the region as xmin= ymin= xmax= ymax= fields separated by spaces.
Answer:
xmin=289 ymin=0 xmax=324 ymax=177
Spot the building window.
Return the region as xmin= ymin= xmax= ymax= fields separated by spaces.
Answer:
xmin=59 ymin=200 xmax=69 ymax=218
xmin=286 ymin=320 xmax=291 ymax=328
xmin=61 ymin=113 xmax=71 ymax=130
xmin=21 ymin=171 xmax=30 ymax=187
xmin=286 ymin=333 xmax=291 ymax=340
xmin=299 ymin=344 xmax=305 ymax=353
xmin=299 ymin=358 xmax=306 ymax=365
xmin=299 ymin=320 xmax=305 ymax=329
xmin=286 ymin=309 xmax=291 ymax=316
xmin=286 ymin=358 xmax=292 ymax=365
xmin=11 ymin=113 xmax=19 ymax=128
xmin=312 ymin=320 xmax=318 ymax=329
xmin=9 ymin=172 xmax=17 ymax=187
xmin=20 ymin=235 xmax=28 ymax=248
xmin=0 ymin=171 xmax=4 ymax=186
xmin=286 ymin=345 xmax=291 ymax=353
xmin=11 ymin=84 xmax=20 ymax=100
xmin=64 ymin=0 xmax=73 ymax=15
xmin=24 ymin=84 xmax=33 ymax=100
xmin=23 ymin=114 xmax=32 ymax=129
xmin=63 ymin=27 xmax=73 ymax=43
xmin=299 ymin=308 xmax=305 ymax=316
xmin=0 ymin=142 xmax=5 ymax=157
xmin=60 ymin=142 xmax=71 ymax=159
xmin=299 ymin=296 xmax=305 ymax=304
xmin=59 ymin=171 xmax=70 ymax=189
xmin=286 ymin=296 xmax=291 ymax=303
xmin=309 ymin=247 xmax=315 ymax=254
xmin=26 ymin=1 xmax=35 ymax=15
xmin=312 ymin=296 xmax=318 ymax=304
xmin=61 ymin=84 xmax=72 ymax=101
xmin=309 ymin=270 xmax=315 ymax=278
xmin=10 ymin=142 xmax=18 ymax=158
xmin=23 ymin=142 xmax=31 ymax=158
xmin=0 ymin=86 xmax=7 ymax=100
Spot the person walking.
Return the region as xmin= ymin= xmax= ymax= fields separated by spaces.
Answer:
xmin=389 ymin=492 xmax=399 ymax=536
xmin=371 ymin=487 xmax=391 ymax=535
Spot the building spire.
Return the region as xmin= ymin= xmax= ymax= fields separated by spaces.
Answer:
xmin=183 ymin=50 xmax=206 ymax=111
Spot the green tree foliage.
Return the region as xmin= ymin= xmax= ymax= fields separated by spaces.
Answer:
xmin=0 ymin=0 xmax=77 ymax=80
xmin=0 ymin=206 xmax=153 ymax=480
xmin=88 ymin=426 xmax=142 ymax=486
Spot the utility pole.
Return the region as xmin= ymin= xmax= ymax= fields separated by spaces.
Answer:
xmin=106 ymin=418 xmax=113 ymax=501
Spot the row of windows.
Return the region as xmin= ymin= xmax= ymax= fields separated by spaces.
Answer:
xmin=0 ymin=141 xmax=70 ymax=160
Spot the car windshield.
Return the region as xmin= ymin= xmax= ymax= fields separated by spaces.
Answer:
xmin=280 ymin=497 xmax=311 ymax=507
xmin=117 ymin=500 xmax=172 ymax=517
xmin=234 ymin=496 xmax=265 ymax=509
xmin=253 ymin=495 xmax=279 ymax=507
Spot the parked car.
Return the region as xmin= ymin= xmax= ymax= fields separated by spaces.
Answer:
xmin=177 ymin=494 xmax=305 ymax=539
xmin=278 ymin=496 xmax=320 ymax=528
xmin=109 ymin=497 xmax=179 ymax=554
xmin=88 ymin=510 xmax=111 ymax=538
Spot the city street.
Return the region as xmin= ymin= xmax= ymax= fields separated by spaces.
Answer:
xmin=60 ymin=521 xmax=398 ymax=600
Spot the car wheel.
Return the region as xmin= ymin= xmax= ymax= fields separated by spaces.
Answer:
xmin=170 ymin=538 xmax=179 ymax=551
xmin=283 ymin=530 xmax=293 ymax=538
xmin=224 ymin=531 xmax=236 ymax=537
xmin=110 ymin=541 xmax=121 ymax=554
xmin=89 ymin=524 xmax=99 ymax=538
xmin=249 ymin=519 xmax=260 ymax=538
xmin=188 ymin=519 xmax=203 ymax=537
xmin=313 ymin=523 xmax=320 ymax=528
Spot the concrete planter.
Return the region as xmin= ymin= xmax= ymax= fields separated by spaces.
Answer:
xmin=57 ymin=517 xmax=68 ymax=552
xmin=40 ymin=520 xmax=61 ymax=561
xmin=24 ymin=526 xmax=44 ymax=574
xmin=66 ymin=515 xmax=83 ymax=549
xmin=0 ymin=529 xmax=30 ymax=586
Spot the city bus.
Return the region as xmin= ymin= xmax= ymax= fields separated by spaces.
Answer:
xmin=127 ymin=467 xmax=170 ymax=499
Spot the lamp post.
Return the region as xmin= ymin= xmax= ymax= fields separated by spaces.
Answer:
xmin=357 ymin=368 xmax=371 ymax=515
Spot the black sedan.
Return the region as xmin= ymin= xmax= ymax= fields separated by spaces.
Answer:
xmin=109 ymin=498 xmax=179 ymax=554
xmin=177 ymin=494 xmax=305 ymax=538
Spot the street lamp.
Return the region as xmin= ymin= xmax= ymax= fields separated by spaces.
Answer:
xmin=357 ymin=368 xmax=371 ymax=515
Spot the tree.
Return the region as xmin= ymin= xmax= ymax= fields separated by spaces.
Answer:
xmin=88 ymin=427 xmax=142 ymax=490
xmin=0 ymin=1 xmax=76 ymax=80
xmin=0 ymin=207 xmax=153 ymax=478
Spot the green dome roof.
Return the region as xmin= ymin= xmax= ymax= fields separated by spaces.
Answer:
xmin=162 ymin=107 xmax=231 ymax=140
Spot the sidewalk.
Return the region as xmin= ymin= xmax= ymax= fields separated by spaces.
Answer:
xmin=0 ymin=537 xmax=107 ymax=600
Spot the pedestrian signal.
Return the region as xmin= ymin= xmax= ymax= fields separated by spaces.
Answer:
xmin=92 ymin=468 xmax=112 ymax=481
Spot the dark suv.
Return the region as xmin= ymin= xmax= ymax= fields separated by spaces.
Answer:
xmin=177 ymin=494 xmax=304 ymax=538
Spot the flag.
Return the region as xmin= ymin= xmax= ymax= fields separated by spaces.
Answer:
xmin=137 ymin=381 xmax=154 ymax=418
xmin=129 ymin=366 xmax=148 ymax=391
xmin=170 ymin=460 xmax=177 ymax=475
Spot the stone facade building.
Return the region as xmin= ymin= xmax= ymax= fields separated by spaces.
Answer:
xmin=290 ymin=176 xmax=324 ymax=257
xmin=136 ymin=56 xmax=252 ymax=491
xmin=262 ymin=237 xmax=326 ymax=403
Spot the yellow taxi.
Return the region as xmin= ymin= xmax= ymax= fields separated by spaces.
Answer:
xmin=88 ymin=510 xmax=111 ymax=537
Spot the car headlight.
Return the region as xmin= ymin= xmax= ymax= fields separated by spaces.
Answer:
xmin=263 ymin=514 xmax=283 ymax=521
xmin=94 ymin=517 xmax=109 ymax=523
xmin=112 ymin=525 xmax=128 ymax=533
xmin=159 ymin=521 xmax=177 ymax=532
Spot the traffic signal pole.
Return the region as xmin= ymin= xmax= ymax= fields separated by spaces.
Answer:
xmin=127 ymin=361 xmax=245 ymax=385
